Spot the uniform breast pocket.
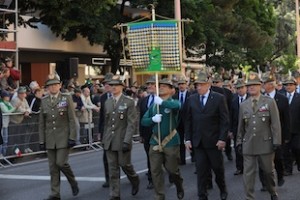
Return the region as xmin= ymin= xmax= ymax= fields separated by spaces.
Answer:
xmin=243 ymin=113 xmax=250 ymax=127
xmin=118 ymin=108 xmax=126 ymax=120
xmin=58 ymin=108 xmax=67 ymax=117
xmin=258 ymin=111 xmax=270 ymax=123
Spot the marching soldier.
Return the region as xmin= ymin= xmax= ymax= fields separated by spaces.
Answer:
xmin=102 ymin=75 xmax=140 ymax=200
xmin=237 ymin=72 xmax=281 ymax=200
xmin=141 ymin=78 xmax=184 ymax=200
xmin=39 ymin=74 xmax=79 ymax=200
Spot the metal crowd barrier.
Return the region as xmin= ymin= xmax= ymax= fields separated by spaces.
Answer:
xmin=0 ymin=110 xmax=102 ymax=168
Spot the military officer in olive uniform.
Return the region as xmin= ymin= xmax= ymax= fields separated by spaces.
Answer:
xmin=141 ymin=78 xmax=184 ymax=200
xmin=237 ymin=72 xmax=281 ymax=200
xmin=102 ymin=76 xmax=140 ymax=200
xmin=39 ymin=74 xmax=79 ymax=200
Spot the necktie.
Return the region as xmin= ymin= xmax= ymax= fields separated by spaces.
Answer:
xmin=180 ymin=93 xmax=184 ymax=105
xmin=252 ymin=99 xmax=257 ymax=112
xmin=200 ymin=95 xmax=205 ymax=109
xmin=240 ymin=97 xmax=243 ymax=104
xmin=148 ymin=95 xmax=154 ymax=108
xmin=113 ymin=98 xmax=117 ymax=109
xmin=51 ymin=96 xmax=56 ymax=104
xmin=288 ymin=93 xmax=292 ymax=104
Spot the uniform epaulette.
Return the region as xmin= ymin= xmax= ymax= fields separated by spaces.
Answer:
xmin=42 ymin=95 xmax=49 ymax=99
xmin=124 ymin=95 xmax=133 ymax=100
xmin=61 ymin=92 xmax=71 ymax=96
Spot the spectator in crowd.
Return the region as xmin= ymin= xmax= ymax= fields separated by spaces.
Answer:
xmin=92 ymin=85 xmax=104 ymax=107
xmin=0 ymin=90 xmax=14 ymax=156
xmin=27 ymin=81 xmax=40 ymax=106
xmin=4 ymin=57 xmax=20 ymax=90
xmin=10 ymin=87 xmax=32 ymax=153
xmin=29 ymin=88 xmax=43 ymax=113
xmin=72 ymin=88 xmax=84 ymax=145
xmin=0 ymin=67 xmax=12 ymax=91
xmin=79 ymin=87 xmax=100 ymax=143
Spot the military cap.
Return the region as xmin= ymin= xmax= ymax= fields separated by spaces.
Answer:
xmin=234 ymin=79 xmax=246 ymax=88
xmin=74 ymin=87 xmax=81 ymax=93
xmin=102 ymin=72 xmax=114 ymax=83
xmin=17 ymin=86 xmax=27 ymax=94
xmin=145 ymin=76 xmax=156 ymax=84
xmin=223 ymin=80 xmax=230 ymax=87
xmin=45 ymin=74 xmax=61 ymax=86
xmin=283 ymin=76 xmax=297 ymax=85
xmin=159 ymin=78 xmax=174 ymax=88
xmin=194 ymin=71 xmax=210 ymax=84
xmin=246 ymin=72 xmax=262 ymax=86
xmin=261 ymin=72 xmax=276 ymax=83
xmin=108 ymin=75 xmax=125 ymax=86
xmin=212 ymin=73 xmax=223 ymax=82
xmin=178 ymin=76 xmax=187 ymax=84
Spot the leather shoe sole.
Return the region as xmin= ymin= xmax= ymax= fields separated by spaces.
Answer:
xmin=131 ymin=177 xmax=140 ymax=196
xmin=102 ymin=182 xmax=109 ymax=188
xmin=44 ymin=196 xmax=61 ymax=200
xmin=72 ymin=185 xmax=79 ymax=196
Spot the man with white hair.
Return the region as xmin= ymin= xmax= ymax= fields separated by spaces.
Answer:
xmin=27 ymin=80 xmax=40 ymax=105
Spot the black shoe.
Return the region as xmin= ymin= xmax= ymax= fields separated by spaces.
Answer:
xmin=44 ymin=196 xmax=61 ymax=200
xmin=71 ymin=184 xmax=79 ymax=196
xmin=271 ymin=194 xmax=278 ymax=200
xmin=298 ymin=166 xmax=300 ymax=172
xmin=260 ymin=186 xmax=267 ymax=192
xmin=220 ymin=192 xmax=228 ymax=200
xmin=102 ymin=181 xmax=109 ymax=188
xmin=109 ymin=197 xmax=120 ymax=200
xmin=146 ymin=181 xmax=154 ymax=189
xmin=234 ymin=169 xmax=243 ymax=175
xmin=131 ymin=176 xmax=140 ymax=196
xmin=176 ymin=182 xmax=184 ymax=199
xmin=278 ymin=178 xmax=285 ymax=187
xmin=227 ymin=154 xmax=233 ymax=161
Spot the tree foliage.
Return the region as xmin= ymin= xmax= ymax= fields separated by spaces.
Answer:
xmin=5 ymin=0 xmax=296 ymax=74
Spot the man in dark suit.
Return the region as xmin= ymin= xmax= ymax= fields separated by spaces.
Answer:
xmin=138 ymin=76 xmax=156 ymax=189
xmin=259 ymin=72 xmax=290 ymax=188
xmin=98 ymin=72 xmax=114 ymax=188
xmin=172 ymin=76 xmax=191 ymax=165
xmin=211 ymin=73 xmax=233 ymax=161
xmin=283 ymin=76 xmax=300 ymax=174
xmin=229 ymin=79 xmax=248 ymax=176
xmin=185 ymin=72 xmax=229 ymax=200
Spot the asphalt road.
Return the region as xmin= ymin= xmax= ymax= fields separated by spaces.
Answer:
xmin=1 ymin=143 xmax=300 ymax=200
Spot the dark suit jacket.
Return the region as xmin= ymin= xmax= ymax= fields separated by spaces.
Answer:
xmin=287 ymin=92 xmax=300 ymax=135
xmin=185 ymin=90 xmax=229 ymax=148
xmin=138 ymin=95 xmax=154 ymax=142
xmin=211 ymin=86 xmax=233 ymax=111
xmin=274 ymin=91 xmax=290 ymax=142
xmin=99 ymin=92 xmax=110 ymax=136
xmin=172 ymin=90 xmax=191 ymax=134
xmin=230 ymin=94 xmax=249 ymax=136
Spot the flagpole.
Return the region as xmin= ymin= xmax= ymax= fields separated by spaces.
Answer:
xmin=150 ymin=4 xmax=162 ymax=152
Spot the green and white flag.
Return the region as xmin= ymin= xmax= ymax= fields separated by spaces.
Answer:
xmin=127 ymin=20 xmax=181 ymax=74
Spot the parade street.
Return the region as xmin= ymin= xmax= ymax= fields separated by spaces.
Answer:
xmin=0 ymin=143 xmax=300 ymax=200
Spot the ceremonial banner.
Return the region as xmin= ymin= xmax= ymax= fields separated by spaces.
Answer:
xmin=127 ymin=20 xmax=181 ymax=74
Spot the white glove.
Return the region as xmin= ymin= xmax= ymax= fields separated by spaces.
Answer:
xmin=154 ymin=96 xmax=163 ymax=105
xmin=152 ymin=114 xmax=162 ymax=123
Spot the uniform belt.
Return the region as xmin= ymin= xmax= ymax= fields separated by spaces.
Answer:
xmin=152 ymin=129 xmax=177 ymax=152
